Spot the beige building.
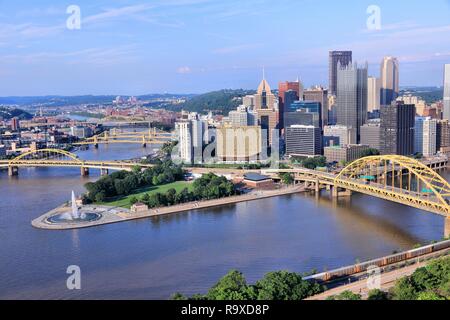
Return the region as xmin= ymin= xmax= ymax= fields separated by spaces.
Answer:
xmin=380 ymin=56 xmax=399 ymax=105
xmin=254 ymin=76 xmax=279 ymax=146
xmin=324 ymin=144 xmax=371 ymax=164
xmin=367 ymin=76 xmax=380 ymax=112
xmin=323 ymin=125 xmax=357 ymax=146
xmin=397 ymin=95 xmax=427 ymax=116
xmin=216 ymin=126 xmax=263 ymax=163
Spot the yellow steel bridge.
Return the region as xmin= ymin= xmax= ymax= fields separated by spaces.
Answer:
xmin=265 ymin=155 xmax=450 ymax=217
xmin=73 ymin=128 xmax=175 ymax=147
xmin=0 ymin=149 xmax=154 ymax=176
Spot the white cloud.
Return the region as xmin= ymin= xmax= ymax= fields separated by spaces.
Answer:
xmin=177 ymin=66 xmax=192 ymax=74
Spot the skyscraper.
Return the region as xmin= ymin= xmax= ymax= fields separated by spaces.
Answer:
xmin=415 ymin=117 xmax=437 ymax=157
xmin=380 ymin=56 xmax=399 ymax=106
xmin=443 ymin=64 xmax=450 ymax=121
xmin=380 ymin=101 xmax=415 ymax=155
xmin=304 ymin=86 xmax=329 ymax=128
xmin=336 ymin=62 xmax=368 ymax=141
xmin=329 ymin=51 xmax=352 ymax=95
xmin=254 ymin=74 xmax=279 ymax=147
xmin=367 ymin=76 xmax=380 ymax=112
xmin=278 ymin=81 xmax=302 ymax=130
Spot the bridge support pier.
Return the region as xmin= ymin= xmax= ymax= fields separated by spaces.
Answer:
xmin=445 ymin=217 xmax=450 ymax=239
xmin=80 ymin=167 xmax=89 ymax=176
xmin=331 ymin=186 xmax=352 ymax=198
xmin=100 ymin=168 xmax=109 ymax=176
xmin=8 ymin=166 xmax=18 ymax=176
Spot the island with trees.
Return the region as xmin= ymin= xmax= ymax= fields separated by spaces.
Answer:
xmin=82 ymin=160 xmax=239 ymax=210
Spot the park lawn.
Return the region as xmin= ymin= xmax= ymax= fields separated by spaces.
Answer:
xmin=98 ymin=181 xmax=193 ymax=208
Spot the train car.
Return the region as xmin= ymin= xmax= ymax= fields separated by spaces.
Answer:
xmin=304 ymin=240 xmax=450 ymax=284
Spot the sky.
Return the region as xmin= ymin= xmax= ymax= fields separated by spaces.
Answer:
xmin=0 ymin=0 xmax=450 ymax=96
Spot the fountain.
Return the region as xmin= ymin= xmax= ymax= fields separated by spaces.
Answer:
xmin=47 ymin=191 xmax=101 ymax=224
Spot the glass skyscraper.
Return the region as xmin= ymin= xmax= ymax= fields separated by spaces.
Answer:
xmin=336 ymin=62 xmax=368 ymax=141
xmin=443 ymin=64 xmax=450 ymax=121
xmin=329 ymin=51 xmax=352 ymax=96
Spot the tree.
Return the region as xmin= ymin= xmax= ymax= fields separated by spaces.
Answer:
xmin=165 ymin=188 xmax=177 ymax=206
xmin=360 ymin=148 xmax=380 ymax=158
xmin=367 ymin=289 xmax=389 ymax=300
xmin=255 ymin=271 xmax=324 ymax=300
xmin=280 ymin=173 xmax=294 ymax=185
xmin=416 ymin=291 xmax=445 ymax=300
xmin=129 ymin=196 xmax=139 ymax=205
xmin=206 ymin=270 xmax=256 ymax=300
xmin=171 ymin=292 xmax=188 ymax=300
xmin=327 ymin=291 xmax=361 ymax=300
xmin=95 ymin=191 xmax=107 ymax=203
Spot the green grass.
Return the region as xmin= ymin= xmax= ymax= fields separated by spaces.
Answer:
xmin=98 ymin=181 xmax=193 ymax=208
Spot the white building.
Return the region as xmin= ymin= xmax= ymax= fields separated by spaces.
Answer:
xmin=175 ymin=113 xmax=209 ymax=164
xmin=444 ymin=64 xmax=450 ymax=121
xmin=228 ymin=106 xmax=258 ymax=127
xmin=367 ymin=76 xmax=380 ymax=112
xmin=323 ymin=125 xmax=357 ymax=146
xmin=415 ymin=117 xmax=437 ymax=157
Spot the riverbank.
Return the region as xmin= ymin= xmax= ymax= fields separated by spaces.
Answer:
xmin=32 ymin=185 xmax=306 ymax=230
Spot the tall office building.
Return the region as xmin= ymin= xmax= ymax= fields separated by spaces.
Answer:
xmin=285 ymin=125 xmax=322 ymax=157
xmin=437 ymin=120 xmax=450 ymax=153
xmin=360 ymin=120 xmax=381 ymax=151
xmin=288 ymin=101 xmax=322 ymax=129
xmin=380 ymin=101 xmax=415 ymax=155
xmin=254 ymin=75 xmax=279 ymax=147
xmin=380 ymin=56 xmax=399 ymax=106
xmin=415 ymin=117 xmax=437 ymax=157
xmin=443 ymin=64 xmax=450 ymax=121
xmin=323 ymin=125 xmax=357 ymax=146
xmin=304 ymin=86 xmax=329 ymax=128
xmin=11 ymin=117 xmax=20 ymax=131
xmin=367 ymin=76 xmax=380 ymax=112
xmin=176 ymin=113 xmax=208 ymax=164
xmin=329 ymin=51 xmax=352 ymax=95
xmin=278 ymin=80 xmax=302 ymax=130
xmin=336 ymin=62 xmax=368 ymax=141
xmin=398 ymin=95 xmax=427 ymax=116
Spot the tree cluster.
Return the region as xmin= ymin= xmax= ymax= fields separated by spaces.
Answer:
xmin=84 ymin=160 xmax=184 ymax=203
xmin=132 ymin=173 xmax=238 ymax=209
xmin=172 ymin=270 xmax=324 ymax=300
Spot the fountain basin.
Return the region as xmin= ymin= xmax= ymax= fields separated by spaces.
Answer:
xmin=47 ymin=211 xmax=102 ymax=224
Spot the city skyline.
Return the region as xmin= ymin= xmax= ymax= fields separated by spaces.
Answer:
xmin=1 ymin=0 xmax=450 ymax=96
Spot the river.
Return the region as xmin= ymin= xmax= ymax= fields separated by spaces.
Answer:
xmin=0 ymin=144 xmax=446 ymax=299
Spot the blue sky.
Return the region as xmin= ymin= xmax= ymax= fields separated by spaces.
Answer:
xmin=0 ymin=0 xmax=450 ymax=96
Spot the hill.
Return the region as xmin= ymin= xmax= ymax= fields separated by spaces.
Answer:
xmin=0 ymin=107 xmax=32 ymax=120
xmin=176 ymin=89 xmax=256 ymax=115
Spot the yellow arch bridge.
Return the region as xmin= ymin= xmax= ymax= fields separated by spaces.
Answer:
xmin=0 ymin=149 xmax=154 ymax=177
xmin=73 ymin=128 xmax=175 ymax=147
xmin=264 ymin=155 xmax=450 ymax=218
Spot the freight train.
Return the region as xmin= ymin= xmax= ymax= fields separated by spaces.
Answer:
xmin=305 ymin=239 xmax=450 ymax=283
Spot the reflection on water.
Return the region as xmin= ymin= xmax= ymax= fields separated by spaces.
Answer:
xmin=0 ymin=144 xmax=446 ymax=299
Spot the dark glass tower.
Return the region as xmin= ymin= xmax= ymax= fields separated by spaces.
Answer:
xmin=329 ymin=51 xmax=352 ymax=95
